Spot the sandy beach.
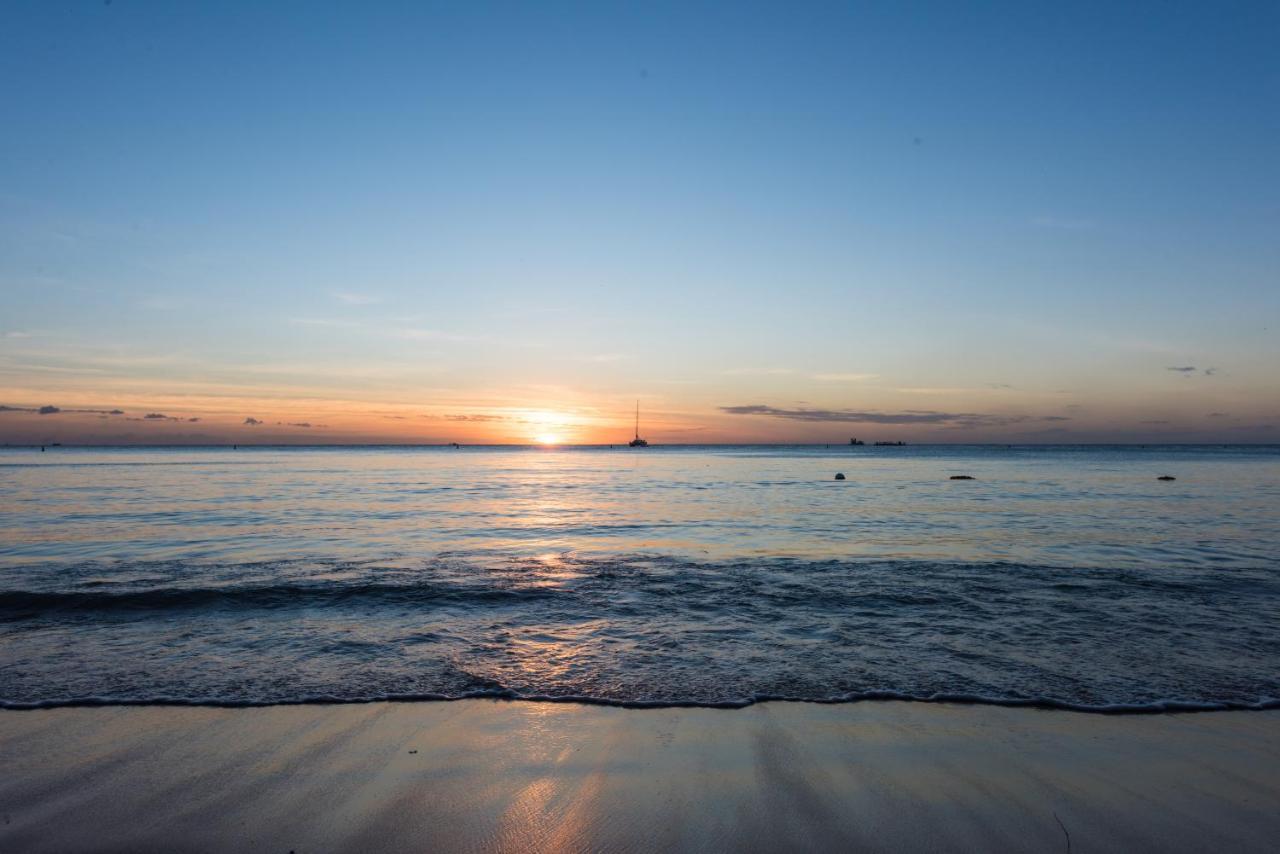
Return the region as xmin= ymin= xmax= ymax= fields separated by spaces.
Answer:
xmin=2 ymin=701 xmax=1277 ymax=852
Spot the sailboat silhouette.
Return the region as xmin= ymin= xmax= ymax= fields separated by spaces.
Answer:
xmin=629 ymin=401 xmax=648 ymax=447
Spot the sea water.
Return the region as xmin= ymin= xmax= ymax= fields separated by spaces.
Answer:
xmin=1 ymin=445 xmax=1277 ymax=710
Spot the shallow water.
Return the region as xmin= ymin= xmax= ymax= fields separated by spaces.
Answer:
xmin=2 ymin=445 xmax=1278 ymax=710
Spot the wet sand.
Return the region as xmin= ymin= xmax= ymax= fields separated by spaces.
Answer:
xmin=1 ymin=701 xmax=1278 ymax=852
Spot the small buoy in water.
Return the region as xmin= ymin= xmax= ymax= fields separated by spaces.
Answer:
xmin=950 ymin=475 xmax=975 ymax=480
xmin=1157 ymin=475 xmax=1176 ymax=481
xmin=834 ymin=472 xmax=846 ymax=480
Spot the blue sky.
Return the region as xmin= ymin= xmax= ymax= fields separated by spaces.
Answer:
xmin=1 ymin=1 xmax=1277 ymax=443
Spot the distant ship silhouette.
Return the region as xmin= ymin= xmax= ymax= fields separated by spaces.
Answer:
xmin=629 ymin=401 xmax=648 ymax=447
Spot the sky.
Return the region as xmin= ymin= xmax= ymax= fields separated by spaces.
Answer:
xmin=1 ymin=1 xmax=1277 ymax=445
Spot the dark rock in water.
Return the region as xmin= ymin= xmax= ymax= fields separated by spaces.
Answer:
xmin=950 ymin=475 xmax=975 ymax=480
xmin=834 ymin=473 xmax=846 ymax=480
xmin=1157 ymin=475 xmax=1176 ymax=481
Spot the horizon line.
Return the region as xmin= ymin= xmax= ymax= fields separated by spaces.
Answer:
xmin=4 ymin=442 xmax=1278 ymax=449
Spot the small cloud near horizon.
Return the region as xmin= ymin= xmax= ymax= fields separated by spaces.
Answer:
xmin=136 ymin=413 xmax=199 ymax=423
xmin=1 ymin=405 xmax=128 ymax=416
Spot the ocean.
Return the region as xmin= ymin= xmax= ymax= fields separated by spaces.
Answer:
xmin=2 ymin=444 xmax=1278 ymax=711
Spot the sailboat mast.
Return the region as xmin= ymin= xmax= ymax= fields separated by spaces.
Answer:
xmin=634 ymin=400 xmax=640 ymax=440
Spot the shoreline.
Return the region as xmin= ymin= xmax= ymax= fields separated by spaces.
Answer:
xmin=4 ymin=693 xmax=1280 ymax=714
xmin=3 ymin=700 xmax=1278 ymax=852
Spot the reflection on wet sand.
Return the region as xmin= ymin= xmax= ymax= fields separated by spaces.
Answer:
xmin=3 ymin=701 xmax=1278 ymax=852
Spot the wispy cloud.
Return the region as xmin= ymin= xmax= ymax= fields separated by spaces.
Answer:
xmin=332 ymin=291 xmax=382 ymax=305
xmin=287 ymin=316 xmax=479 ymax=344
xmin=1166 ymin=366 xmax=1197 ymax=373
xmin=289 ymin=317 xmax=363 ymax=329
xmin=812 ymin=373 xmax=877 ymax=382
xmin=895 ymin=386 xmax=1005 ymax=395
xmin=720 ymin=404 xmax=1070 ymax=428
xmin=136 ymin=294 xmax=189 ymax=311
xmin=389 ymin=328 xmax=478 ymax=343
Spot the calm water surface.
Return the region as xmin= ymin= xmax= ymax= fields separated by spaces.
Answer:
xmin=2 ymin=445 xmax=1278 ymax=710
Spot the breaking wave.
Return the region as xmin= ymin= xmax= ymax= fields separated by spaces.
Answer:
xmin=3 ymin=554 xmax=1277 ymax=713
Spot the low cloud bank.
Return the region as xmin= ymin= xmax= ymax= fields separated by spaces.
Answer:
xmin=1 ymin=404 xmax=126 ymax=416
xmin=720 ymin=404 xmax=1070 ymax=429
